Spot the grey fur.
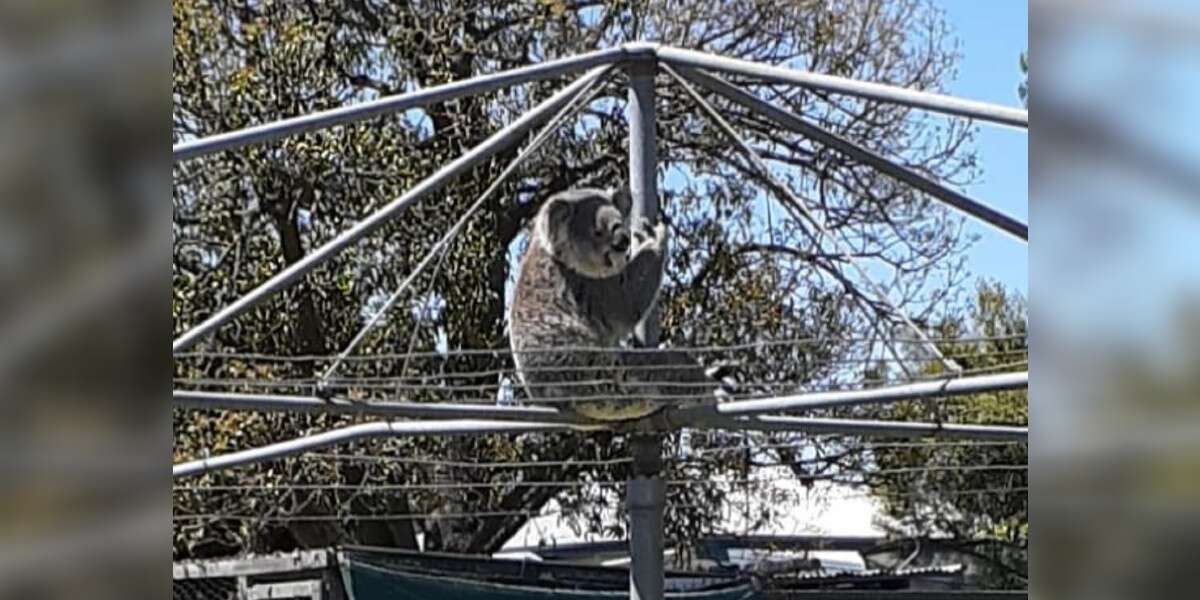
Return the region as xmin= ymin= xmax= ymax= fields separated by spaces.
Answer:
xmin=508 ymin=187 xmax=720 ymax=421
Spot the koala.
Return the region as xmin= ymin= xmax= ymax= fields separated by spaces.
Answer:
xmin=508 ymin=187 xmax=722 ymax=421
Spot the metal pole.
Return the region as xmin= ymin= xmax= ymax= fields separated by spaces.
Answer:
xmin=694 ymin=414 xmax=1028 ymax=441
xmin=676 ymin=67 xmax=1029 ymax=241
xmin=626 ymin=52 xmax=665 ymax=600
xmin=172 ymin=419 xmax=573 ymax=478
xmin=629 ymin=435 xmax=665 ymax=600
xmin=173 ymin=390 xmax=595 ymax=424
xmin=173 ymin=66 xmax=609 ymax=352
xmin=668 ymin=371 xmax=1027 ymax=421
xmin=627 ymin=50 xmax=662 ymax=347
xmin=173 ymin=47 xmax=625 ymax=161
xmin=656 ymin=45 xmax=1028 ymax=129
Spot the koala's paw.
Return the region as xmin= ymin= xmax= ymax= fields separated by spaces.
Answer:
xmin=631 ymin=217 xmax=654 ymax=242
xmin=631 ymin=218 xmax=667 ymax=254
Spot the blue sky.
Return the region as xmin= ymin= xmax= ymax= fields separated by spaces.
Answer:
xmin=658 ymin=2 xmax=1029 ymax=303
xmin=938 ymin=1 xmax=1029 ymax=296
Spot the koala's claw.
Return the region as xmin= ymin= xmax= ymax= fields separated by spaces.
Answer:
xmin=631 ymin=218 xmax=667 ymax=252
xmin=629 ymin=219 xmax=652 ymax=254
xmin=632 ymin=217 xmax=654 ymax=242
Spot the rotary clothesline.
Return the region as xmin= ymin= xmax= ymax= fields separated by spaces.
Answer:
xmin=171 ymin=45 xmax=1029 ymax=559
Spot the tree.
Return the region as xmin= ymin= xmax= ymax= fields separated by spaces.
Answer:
xmin=857 ymin=280 xmax=1028 ymax=587
xmin=173 ymin=0 xmax=980 ymax=558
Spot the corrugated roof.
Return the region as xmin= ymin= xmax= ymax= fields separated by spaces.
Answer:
xmin=789 ymin=563 xmax=964 ymax=581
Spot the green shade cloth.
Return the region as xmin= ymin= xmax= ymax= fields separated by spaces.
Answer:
xmin=340 ymin=547 xmax=759 ymax=600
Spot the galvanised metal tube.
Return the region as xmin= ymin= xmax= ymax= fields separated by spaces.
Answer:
xmin=657 ymin=45 xmax=1028 ymax=128
xmin=678 ymin=67 xmax=1029 ymax=241
xmin=661 ymin=62 xmax=963 ymax=374
xmin=173 ymin=66 xmax=609 ymax=352
xmin=712 ymin=371 xmax=1027 ymax=417
xmin=173 ymin=47 xmax=626 ymax=161
xmin=173 ymin=390 xmax=592 ymax=424
xmin=172 ymin=420 xmax=573 ymax=478
xmin=317 ymin=69 xmax=614 ymax=384
xmin=626 ymin=54 xmax=665 ymax=600
xmin=699 ymin=415 xmax=1028 ymax=441
xmin=628 ymin=473 xmax=666 ymax=600
xmin=627 ymin=53 xmax=662 ymax=347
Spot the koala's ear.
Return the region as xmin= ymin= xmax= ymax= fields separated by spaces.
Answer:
xmin=545 ymin=198 xmax=573 ymax=238
xmin=548 ymin=197 xmax=573 ymax=222
xmin=536 ymin=197 xmax=574 ymax=254
xmin=609 ymin=186 xmax=632 ymax=215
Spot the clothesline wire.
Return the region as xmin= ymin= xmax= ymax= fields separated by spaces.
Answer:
xmin=173 ymin=334 xmax=1028 ymax=363
xmin=172 ymin=487 xmax=1029 ymax=523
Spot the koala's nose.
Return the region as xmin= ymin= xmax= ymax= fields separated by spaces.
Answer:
xmin=612 ymin=229 xmax=630 ymax=252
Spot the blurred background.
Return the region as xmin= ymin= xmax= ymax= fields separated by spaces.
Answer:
xmin=0 ymin=0 xmax=1196 ymax=598
xmin=0 ymin=0 xmax=169 ymax=599
xmin=1031 ymin=1 xmax=1200 ymax=599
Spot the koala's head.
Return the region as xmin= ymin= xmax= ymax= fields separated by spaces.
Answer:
xmin=535 ymin=187 xmax=633 ymax=279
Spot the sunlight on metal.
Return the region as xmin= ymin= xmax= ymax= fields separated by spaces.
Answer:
xmin=698 ymin=415 xmax=1028 ymax=441
xmin=626 ymin=55 xmax=666 ymax=600
xmin=677 ymin=371 xmax=1027 ymax=419
xmin=171 ymin=42 xmax=1033 ymax=486
xmin=172 ymin=420 xmax=578 ymax=479
xmin=172 ymin=47 xmax=627 ymax=161
xmin=318 ymin=67 xmax=616 ymax=384
xmin=627 ymin=55 xmax=662 ymax=347
xmin=657 ymin=45 xmax=1028 ymax=128
xmin=172 ymin=66 xmax=609 ymax=353
xmin=172 ymin=43 xmax=1025 ymax=164
xmin=662 ymin=63 xmax=963 ymax=375
xmin=677 ymin=67 xmax=1029 ymax=242
xmin=173 ymin=390 xmax=592 ymax=424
